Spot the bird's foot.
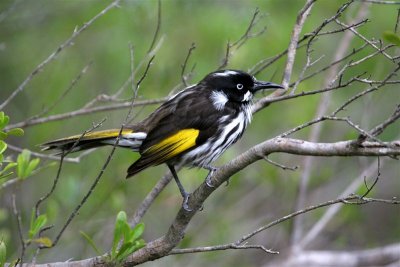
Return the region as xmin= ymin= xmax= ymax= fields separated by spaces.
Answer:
xmin=182 ymin=192 xmax=192 ymax=212
xmin=205 ymin=166 xmax=218 ymax=188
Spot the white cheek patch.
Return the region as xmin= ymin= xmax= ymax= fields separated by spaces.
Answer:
xmin=242 ymin=91 xmax=253 ymax=102
xmin=210 ymin=91 xmax=228 ymax=110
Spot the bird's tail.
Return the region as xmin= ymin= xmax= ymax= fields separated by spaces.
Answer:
xmin=41 ymin=129 xmax=147 ymax=154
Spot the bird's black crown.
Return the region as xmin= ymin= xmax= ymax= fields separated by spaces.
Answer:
xmin=200 ymin=69 xmax=283 ymax=103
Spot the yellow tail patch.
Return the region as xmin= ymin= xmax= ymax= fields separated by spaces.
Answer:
xmin=56 ymin=129 xmax=133 ymax=142
xmin=144 ymin=129 xmax=199 ymax=162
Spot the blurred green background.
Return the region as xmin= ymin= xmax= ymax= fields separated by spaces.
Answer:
xmin=0 ymin=0 xmax=399 ymax=266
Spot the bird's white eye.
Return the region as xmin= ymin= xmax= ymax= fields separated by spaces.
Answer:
xmin=236 ymin=83 xmax=244 ymax=90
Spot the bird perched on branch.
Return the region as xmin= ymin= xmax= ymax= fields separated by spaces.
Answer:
xmin=42 ymin=69 xmax=283 ymax=211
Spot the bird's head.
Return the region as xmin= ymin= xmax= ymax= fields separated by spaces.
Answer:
xmin=201 ymin=70 xmax=283 ymax=107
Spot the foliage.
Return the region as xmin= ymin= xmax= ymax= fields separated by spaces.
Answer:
xmin=16 ymin=150 xmax=40 ymax=180
xmin=0 ymin=111 xmax=23 ymax=180
xmin=27 ymin=209 xmax=52 ymax=248
xmin=383 ymin=31 xmax=400 ymax=47
xmin=0 ymin=0 xmax=399 ymax=266
xmin=110 ymin=211 xmax=145 ymax=264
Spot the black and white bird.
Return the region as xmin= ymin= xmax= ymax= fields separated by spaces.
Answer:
xmin=42 ymin=70 xmax=283 ymax=210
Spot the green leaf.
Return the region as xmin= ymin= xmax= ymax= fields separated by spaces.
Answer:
xmin=17 ymin=150 xmax=30 ymax=179
xmin=32 ymin=237 xmax=52 ymax=248
xmin=383 ymin=31 xmax=400 ymax=46
xmin=0 ymin=172 xmax=13 ymax=180
xmin=0 ymin=141 xmax=6 ymax=155
xmin=80 ymin=231 xmax=102 ymax=255
xmin=1 ymin=162 xmax=17 ymax=174
xmin=115 ymin=240 xmax=145 ymax=262
xmin=17 ymin=150 xmax=39 ymax=179
xmin=29 ymin=214 xmax=47 ymax=239
xmin=0 ymin=240 xmax=6 ymax=267
xmin=0 ymin=114 xmax=9 ymax=131
xmin=0 ymin=162 xmax=16 ymax=180
xmin=128 ymin=223 xmax=144 ymax=243
xmin=0 ymin=132 xmax=7 ymax=140
xmin=26 ymin=158 xmax=40 ymax=177
xmin=115 ymin=242 xmax=136 ymax=262
xmin=7 ymin=128 xmax=24 ymax=137
xmin=112 ymin=211 xmax=128 ymax=257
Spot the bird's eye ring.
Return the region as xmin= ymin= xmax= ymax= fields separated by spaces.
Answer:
xmin=236 ymin=84 xmax=244 ymax=90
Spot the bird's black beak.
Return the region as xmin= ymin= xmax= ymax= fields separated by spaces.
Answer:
xmin=252 ymin=80 xmax=284 ymax=92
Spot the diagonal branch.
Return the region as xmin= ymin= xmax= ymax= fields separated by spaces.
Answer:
xmin=0 ymin=0 xmax=122 ymax=110
xmin=124 ymin=137 xmax=400 ymax=265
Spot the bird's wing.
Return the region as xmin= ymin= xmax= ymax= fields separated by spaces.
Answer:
xmin=126 ymin=87 xmax=220 ymax=177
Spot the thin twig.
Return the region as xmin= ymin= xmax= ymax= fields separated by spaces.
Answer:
xmin=332 ymin=64 xmax=400 ymax=116
xmin=361 ymin=157 xmax=381 ymax=198
xmin=129 ymin=172 xmax=173 ymax=227
xmin=147 ymin=0 xmax=161 ymax=53
xmin=181 ymin=43 xmax=196 ymax=87
xmin=0 ymin=0 xmax=121 ymax=110
xmin=395 ymin=8 xmax=400 ymax=32
xmin=219 ymin=7 xmax=267 ymax=70
xmin=35 ymin=119 xmax=106 ymax=218
xmin=12 ymin=194 xmax=26 ymax=267
xmin=170 ymin=194 xmax=400 ymax=257
xmin=297 ymin=153 xmax=390 ymax=249
xmin=50 ymin=127 xmax=122 ymax=248
xmin=335 ymin=19 xmax=395 ymax=62
xmin=263 ymin=156 xmax=298 ymax=171
xmin=5 ymin=98 xmax=166 ymax=130
xmin=370 ymin=104 xmax=400 ymax=137
xmin=253 ymin=0 xmax=317 ymax=112
xmin=27 ymin=62 xmax=93 ymax=122
xmin=282 ymin=0 xmax=316 ymax=89
xmin=7 ymin=143 xmax=87 ymax=164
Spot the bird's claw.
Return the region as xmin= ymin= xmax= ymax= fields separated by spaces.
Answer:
xmin=182 ymin=193 xmax=192 ymax=212
xmin=205 ymin=166 xmax=218 ymax=188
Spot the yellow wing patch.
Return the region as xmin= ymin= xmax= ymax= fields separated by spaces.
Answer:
xmin=143 ymin=129 xmax=199 ymax=163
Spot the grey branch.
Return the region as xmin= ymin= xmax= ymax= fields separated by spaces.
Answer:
xmin=269 ymin=243 xmax=400 ymax=267
xmin=4 ymin=137 xmax=400 ymax=266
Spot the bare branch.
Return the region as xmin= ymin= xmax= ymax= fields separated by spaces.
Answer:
xmin=12 ymin=194 xmax=26 ymax=267
xmin=370 ymin=104 xmax=400 ymax=137
xmin=147 ymin=0 xmax=162 ymax=53
xmin=5 ymin=98 xmax=166 ymax=130
xmin=282 ymin=0 xmax=316 ymax=89
xmin=332 ymin=64 xmax=400 ymax=116
xmin=263 ymin=156 xmax=298 ymax=171
xmin=129 ymin=173 xmax=173 ymax=227
xmin=34 ymin=118 xmax=107 ymax=220
xmin=0 ymin=0 xmax=121 ymax=110
xmin=49 ymin=127 xmax=123 ymax=248
xmin=273 ymin=243 xmax=400 ymax=267
xmin=335 ymin=19 xmax=395 ymax=62
xmin=219 ymin=8 xmax=267 ymax=70
xmin=171 ymin=243 xmax=278 ymax=255
xmin=6 ymin=144 xmax=84 ymax=163
xmin=7 ymin=195 xmax=400 ymax=267
xmin=181 ymin=43 xmax=196 ymax=87
xmin=27 ymin=62 xmax=93 ymax=122
xmin=362 ymin=0 xmax=400 ymax=4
